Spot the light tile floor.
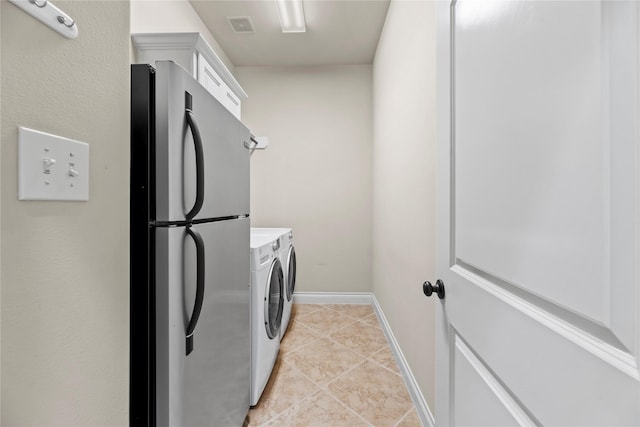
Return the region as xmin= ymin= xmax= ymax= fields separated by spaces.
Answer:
xmin=245 ymin=304 xmax=422 ymax=427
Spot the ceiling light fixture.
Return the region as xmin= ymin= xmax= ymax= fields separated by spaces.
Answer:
xmin=275 ymin=0 xmax=306 ymax=33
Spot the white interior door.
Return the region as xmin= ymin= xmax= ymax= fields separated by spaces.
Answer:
xmin=435 ymin=1 xmax=640 ymax=425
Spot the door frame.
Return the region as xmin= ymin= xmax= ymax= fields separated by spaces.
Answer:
xmin=435 ymin=1 xmax=454 ymax=423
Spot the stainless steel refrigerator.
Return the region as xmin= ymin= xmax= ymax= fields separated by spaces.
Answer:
xmin=130 ymin=61 xmax=251 ymax=426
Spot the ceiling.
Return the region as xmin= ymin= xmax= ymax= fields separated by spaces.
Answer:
xmin=189 ymin=0 xmax=391 ymax=67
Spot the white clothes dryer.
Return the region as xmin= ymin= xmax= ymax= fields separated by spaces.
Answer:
xmin=249 ymin=233 xmax=284 ymax=406
xmin=251 ymin=228 xmax=296 ymax=340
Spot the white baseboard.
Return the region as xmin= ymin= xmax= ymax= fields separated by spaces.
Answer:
xmin=291 ymin=291 xmax=435 ymax=427
xmin=372 ymin=295 xmax=435 ymax=427
xmin=292 ymin=291 xmax=373 ymax=305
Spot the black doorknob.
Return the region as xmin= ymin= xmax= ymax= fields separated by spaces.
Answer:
xmin=423 ymin=280 xmax=445 ymax=299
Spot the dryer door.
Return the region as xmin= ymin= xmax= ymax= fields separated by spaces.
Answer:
xmin=285 ymin=246 xmax=296 ymax=302
xmin=265 ymin=258 xmax=284 ymax=339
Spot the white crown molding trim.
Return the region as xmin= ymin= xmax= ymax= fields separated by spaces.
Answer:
xmin=292 ymin=291 xmax=435 ymax=427
xmin=131 ymin=32 xmax=248 ymax=100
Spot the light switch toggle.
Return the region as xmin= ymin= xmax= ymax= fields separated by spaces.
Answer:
xmin=19 ymin=127 xmax=89 ymax=201
xmin=43 ymin=158 xmax=56 ymax=173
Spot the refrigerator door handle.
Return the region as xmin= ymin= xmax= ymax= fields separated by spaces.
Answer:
xmin=185 ymin=226 xmax=205 ymax=356
xmin=185 ymin=92 xmax=205 ymax=221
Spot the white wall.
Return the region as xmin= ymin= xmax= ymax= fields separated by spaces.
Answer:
xmin=236 ymin=66 xmax=373 ymax=293
xmin=130 ymin=0 xmax=234 ymax=72
xmin=372 ymin=0 xmax=437 ymax=412
xmin=1 ymin=1 xmax=130 ymax=424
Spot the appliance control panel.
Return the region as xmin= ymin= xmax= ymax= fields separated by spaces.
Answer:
xmin=18 ymin=127 xmax=89 ymax=201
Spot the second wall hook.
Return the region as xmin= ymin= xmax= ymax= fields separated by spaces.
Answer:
xmin=9 ymin=0 xmax=78 ymax=39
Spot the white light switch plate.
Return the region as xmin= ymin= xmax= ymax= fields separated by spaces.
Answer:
xmin=18 ymin=127 xmax=89 ymax=201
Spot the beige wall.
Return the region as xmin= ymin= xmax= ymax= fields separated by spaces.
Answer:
xmin=130 ymin=0 xmax=234 ymax=72
xmin=372 ymin=0 xmax=437 ymax=412
xmin=236 ymin=66 xmax=373 ymax=293
xmin=0 ymin=3 xmax=2 ymax=421
xmin=1 ymin=1 xmax=130 ymax=425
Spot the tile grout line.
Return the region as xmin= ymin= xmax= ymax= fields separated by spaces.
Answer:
xmin=319 ymin=339 xmax=390 ymax=425
xmin=280 ymin=347 xmax=374 ymax=426
xmin=328 ymin=320 xmax=388 ymax=359
xmin=290 ymin=308 xmax=321 ymax=322
xmin=321 ymin=306 xmax=377 ymax=323
xmin=323 ymin=354 xmax=412 ymax=427
xmin=251 ymin=313 xmax=327 ymax=427
xmin=252 ymin=384 xmax=324 ymax=427
xmin=282 ymin=326 xmax=367 ymax=390
xmin=296 ymin=306 xmax=352 ymax=326
xmin=393 ymin=407 xmax=416 ymax=427
xmin=367 ymin=351 xmax=404 ymax=378
xmin=297 ymin=315 xmax=361 ymax=339
xmin=250 ymin=357 xmax=328 ymax=427
xmin=318 ymin=305 xmax=417 ymax=426
xmin=281 ymin=328 xmax=333 ymax=357
xmin=280 ymin=328 xmax=322 ymax=356
xmin=325 ymin=308 xmax=405 ymax=423
xmin=287 ymin=334 xmax=369 ymax=395
xmin=324 ymin=329 xmax=385 ymax=366
xmin=256 ymin=304 xmax=419 ymax=427
xmin=297 ymin=352 xmax=376 ymax=427
xmin=324 ymin=386 xmax=375 ymax=427
xmin=325 ymin=353 xmax=368 ymax=388
xmin=307 ymin=312 xmax=394 ymax=379
xmin=331 ymin=307 xmax=381 ymax=324
xmin=342 ymin=343 xmax=387 ymax=360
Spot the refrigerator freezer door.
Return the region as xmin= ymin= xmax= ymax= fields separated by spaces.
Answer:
xmin=155 ymin=217 xmax=250 ymax=426
xmin=155 ymin=61 xmax=250 ymax=222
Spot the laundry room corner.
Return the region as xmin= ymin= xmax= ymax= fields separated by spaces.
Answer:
xmin=237 ymin=65 xmax=373 ymax=295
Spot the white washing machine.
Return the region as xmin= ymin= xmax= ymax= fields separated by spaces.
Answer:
xmin=249 ymin=233 xmax=284 ymax=406
xmin=251 ymin=228 xmax=296 ymax=340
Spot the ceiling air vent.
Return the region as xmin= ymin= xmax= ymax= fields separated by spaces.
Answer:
xmin=227 ymin=16 xmax=255 ymax=34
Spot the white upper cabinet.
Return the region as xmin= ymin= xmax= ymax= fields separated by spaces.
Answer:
xmin=131 ymin=33 xmax=247 ymax=119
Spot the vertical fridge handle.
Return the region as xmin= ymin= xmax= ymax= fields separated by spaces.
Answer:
xmin=185 ymin=226 xmax=205 ymax=356
xmin=185 ymin=92 xmax=205 ymax=221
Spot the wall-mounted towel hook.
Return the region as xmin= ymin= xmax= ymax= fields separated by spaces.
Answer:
xmin=29 ymin=0 xmax=47 ymax=8
xmin=248 ymin=136 xmax=269 ymax=150
xmin=56 ymin=15 xmax=74 ymax=28
xmin=9 ymin=0 xmax=78 ymax=39
xmin=244 ymin=137 xmax=259 ymax=151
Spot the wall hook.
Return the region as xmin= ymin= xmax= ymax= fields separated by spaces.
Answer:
xmin=56 ymin=15 xmax=74 ymax=28
xmin=28 ymin=0 xmax=47 ymax=8
xmin=9 ymin=0 xmax=78 ymax=39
